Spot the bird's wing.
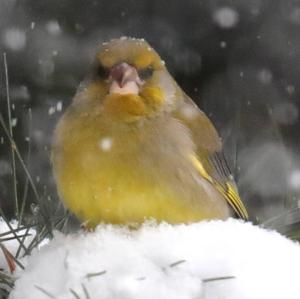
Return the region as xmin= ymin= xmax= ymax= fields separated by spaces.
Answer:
xmin=173 ymin=95 xmax=248 ymax=220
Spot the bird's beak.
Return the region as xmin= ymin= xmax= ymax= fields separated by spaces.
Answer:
xmin=109 ymin=62 xmax=143 ymax=95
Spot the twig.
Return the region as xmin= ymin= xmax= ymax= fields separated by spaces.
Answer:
xmin=3 ymin=53 xmax=18 ymax=216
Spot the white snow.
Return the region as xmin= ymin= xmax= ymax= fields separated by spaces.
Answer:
xmin=10 ymin=85 xmax=30 ymax=102
xmin=239 ymin=143 xmax=291 ymax=197
xmin=48 ymin=106 xmax=56 ymax=116
xmin=45 ymin=20 xmax=61 ymax=36
xmin=213 ymin=7 xmax=239 ymax=29
xmin=0 ymin=159 xmax=12 ymax=176
xmin=38 ymin=59 xmax=55 ymax=77
xmin=220 ymin=41 xmax=227 ymax=48
xmin=48 ymin=102 xmax=63 ymax=115
xmin=289 ymin=170 xmax=300 ymax=190
xmin=11 ymin=118 xmax=17 ymax=127
xmin=257 ymin=69 xmax=273 ymax=84
xmin=179 ymin=105 xmax=198 ymax=120
xmin=9 ymin=219 xmax=300 ymax=299
xmin=2 ymin=28 xmax=26 ymax=51
xmin=272 ymin=102 xmax=298 ymax=125
xmin=56 ymin=101 xmax=63 ymax=111
xmin=99 ymin=137 xmax=113 ymax=152
xmin=289 ymin=7 xmax=300 ymax=25
xmin=286 ymin=85 xmax=295 ymax=94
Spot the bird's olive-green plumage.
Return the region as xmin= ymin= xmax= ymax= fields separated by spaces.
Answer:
xmin=52 ymin=38 xmax=248 ymax=227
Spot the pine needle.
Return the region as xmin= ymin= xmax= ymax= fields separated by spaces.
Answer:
xmin=81 ymin=284 xmax=91 ymax=299
xmin=19 ymin=108 xmax=32 ymax=226
xmin=3 ymin=53 xmax=18 ymax=217
xmin=0 ymin=55 xmax=53 ymax=236
xmin=85 ymin=270 xmax=107 ymax=279
xmin=169 ymin=259 xmax=186 ymax=267
xmin=69 ymin=288 xmax=82 ymax=299
xmin=203 ymin=275 xmax=235 ymax=283
xmin=34 ymin=285 xmax=55 ymax=299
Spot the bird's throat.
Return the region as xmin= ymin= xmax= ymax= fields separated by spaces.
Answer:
xmin=103 ymin=93 xmax=148 ymax=121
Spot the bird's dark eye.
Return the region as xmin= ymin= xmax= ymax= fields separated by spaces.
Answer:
xmin=139 ymin=66 xmax=154 ymax=80
xmin=97 ymin=65 xmax=108 ymax=78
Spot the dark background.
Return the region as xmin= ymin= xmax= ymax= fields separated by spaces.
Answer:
xmin=0 ymin=0 xmax=300 ymax=227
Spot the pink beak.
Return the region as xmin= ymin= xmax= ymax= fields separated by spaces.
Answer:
xmin=109 ymin=62 xmax=143 ymax=88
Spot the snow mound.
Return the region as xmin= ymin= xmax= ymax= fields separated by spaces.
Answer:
xmin=10 ymin=219 xmax=300 ymax=299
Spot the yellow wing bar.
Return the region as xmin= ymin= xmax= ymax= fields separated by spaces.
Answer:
xmin=189 ymin=154 xmax=248 ymax=220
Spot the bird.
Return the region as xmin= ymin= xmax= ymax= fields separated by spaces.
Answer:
xmin=51 ymin=37 xmax=248 ymax=228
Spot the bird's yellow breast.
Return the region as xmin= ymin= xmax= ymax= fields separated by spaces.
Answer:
xmin=52 ymin=105 xmax=229 ymax=227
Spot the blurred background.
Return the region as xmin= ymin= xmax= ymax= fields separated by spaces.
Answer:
xmin=0 ymin=0 xmax=299 ymax=230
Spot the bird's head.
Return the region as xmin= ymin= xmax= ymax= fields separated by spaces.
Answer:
xmin=78 ymin=38 xmax=181 ymax=121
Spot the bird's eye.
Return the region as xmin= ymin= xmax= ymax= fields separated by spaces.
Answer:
xmin=97 ymin=65 xmax=108 ymax=78
xmin=139 ymin=66 xmax=154 ymax=80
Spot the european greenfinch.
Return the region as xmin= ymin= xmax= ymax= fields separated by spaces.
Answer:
xmin=52 ymin=37 xmax=248 ymax=227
